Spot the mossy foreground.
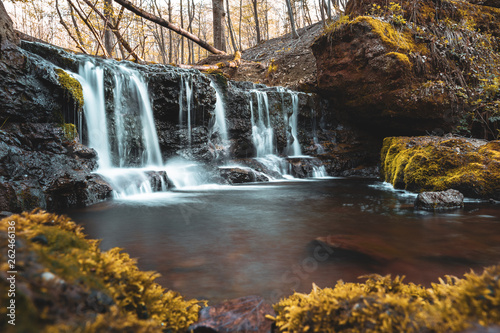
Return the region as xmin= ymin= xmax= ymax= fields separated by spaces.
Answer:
xmin=2 ymin=211 xmax=500 ymax=332
xmin=381 ymin=136 xmax=500 ymax=199
xmin=0 ymin=210 xmax=205 ymax=332
xmin=273 ymin=269 xmax=500 ymax=332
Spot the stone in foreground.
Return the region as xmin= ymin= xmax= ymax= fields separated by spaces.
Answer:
xmin=189 ymin=295 xmax=275 ymax=333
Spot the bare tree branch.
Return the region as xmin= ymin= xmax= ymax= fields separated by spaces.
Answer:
xmin=113 ymin=0 xmax=225 ymax=55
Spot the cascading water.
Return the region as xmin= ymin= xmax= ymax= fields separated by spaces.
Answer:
xmin=245 ymin=86 xmax=328 ymax=179
xmin=75 ymin=62 xmax=112 ymax=168
xmin=72 ymin=60 xmax=167 ymax=198
xmin=210 ymin=80 xmax=228 ymax=142
xmin=73 ymin=56 xmax=328 ymax=198
xmin=249 ymin=89 xmax=275 ymax=157
xmin=287 ymin=92 xmax=302 ymax=157
xmin=179 ymin=74 xmax=194 ymax=146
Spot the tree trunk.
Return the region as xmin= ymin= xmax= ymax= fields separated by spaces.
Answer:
xmin=212 ymin=0 xmax=226 ymax=52
xmin=285 ymin=0 xmax=299 ymax=39
xmin=226 ymin=0 xmax=238 ymax=52
xmin=114 ymin=0 xmax=225 ymax=54
xmin=104 ymin=0 xmax=114 ymax=56
xmin=238 ymin=0 xmax=242 ymax=50
xmin=251 ymin=0 xmax=261 ymax=44
xmin=79 ymin=0 xmax=142 ymax=61
xmin=168 ymin=0 xmax=172 ymax=62
xmin=180 ymin=0 xmax=184 ymax=63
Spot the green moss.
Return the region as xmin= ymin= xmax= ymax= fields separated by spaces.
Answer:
xmin=386 ymin=51 xmax=412 ymax=68
xmin=0 ymin=210 xmax=205 ymax=332
xmin=381 ymin=136 xmax=500 ymax=198
xmin=273 ymin=267 xmax=500 ymax=332
xmin=61 ymin=123 xmax=78 ymax=141
xmin=350 ymin=16 xmax=415 ymax=52
xmin=55 ymin=68 xmax=84 ymax=108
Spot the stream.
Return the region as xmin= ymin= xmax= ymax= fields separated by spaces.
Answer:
xmin=67 ymin=178 xmax=500 ymax=303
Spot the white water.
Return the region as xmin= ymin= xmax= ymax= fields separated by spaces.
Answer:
xmin=286 ymin=92 xmax=302 ymax=157
xmin=249 ymin=90 xmax=275 ymax=157
xmin=73 ymin=60 xmax=329 ymax=198
xmin=75 ymin=62 xmax=111 ymax=168
xmin=179 ymin=74 xmax=194 ymax=146
xmin=211 ymin=80 xmax=228 ymax=142
xmin=73 ymin=60 xmax=166 ymax=197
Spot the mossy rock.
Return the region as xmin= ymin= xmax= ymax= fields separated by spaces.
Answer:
xmin=54 ymin=68 xmax=84 ymax=108
xmin=0 ymin=210 xmax=205 ymax=332
xmin=381 ymin=136 xmax=500 ymax=199
xmin=273 ymin=267 xmax=500 ymax=332
xmin=313 ymin=0 xmax=500 ymax=138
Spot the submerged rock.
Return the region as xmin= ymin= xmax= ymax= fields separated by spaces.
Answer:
xmin=381 ymin=135 xmax=500 ymax=200
xmin=189 ymin=295 xmax=275 ymax=333
xmin=415 ymin=189 xmax=465 ymax=210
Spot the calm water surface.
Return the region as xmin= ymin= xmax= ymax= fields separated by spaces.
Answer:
xmin=67 ymin=179 xmax=500 ymax=303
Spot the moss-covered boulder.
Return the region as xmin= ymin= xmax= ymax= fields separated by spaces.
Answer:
xmin=272 ymin=267 xmax=500 ymax=332
xmin=380 ymin=136 xmax=500 ymax=199
xmin=0 ymin=210 xmax=205 ymax=332
xmin=312 ymin=0 xmax=500 ymax=139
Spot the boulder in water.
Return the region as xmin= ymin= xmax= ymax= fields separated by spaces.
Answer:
xmin=218 ymin=167 xmax=269 ymax=184
xmin=415 ymin=189 xmax=465 ymax=210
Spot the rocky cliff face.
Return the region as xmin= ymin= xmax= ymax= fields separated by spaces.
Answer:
xmin=0 ymin=3 xmax=111 ymax=214
xmin=312 ymin=0 xmax=500 ymax=140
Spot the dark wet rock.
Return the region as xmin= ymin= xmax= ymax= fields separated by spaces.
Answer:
xmin=144 ymin=170 xmax=173 ymax=190
xmin=415 ymin=189 xmax=465 ymax=210
xmin=340 ymin=165 xmax=380 ymax=178
xmin=189 ymin=295 xmax=275 ymax=333
xmin=218 ymin=167 xmax=269 ymax=184
xmin=286 ymin=157 xmax=325 ymax=178
xmin=0 ymin=0 xmax=18 ymax=46
xmin=0 ymin=124 xmax=112 ymax=212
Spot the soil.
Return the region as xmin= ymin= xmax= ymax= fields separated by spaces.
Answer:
xmin=196 ymin=22 xmax=325 ymax=90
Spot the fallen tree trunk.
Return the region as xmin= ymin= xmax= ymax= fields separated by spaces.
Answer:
xmin=177 ymin=51 xmax=241 ymax=71
xmin=114 ymin=0 xmax=226 ymax=55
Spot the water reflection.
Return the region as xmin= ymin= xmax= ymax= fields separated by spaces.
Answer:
xmin=68 ymin=179 xmax=500 ymax=303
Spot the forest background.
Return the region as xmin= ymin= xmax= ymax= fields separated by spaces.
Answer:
xmin=4 ymin=0 xmax=347 ymax=64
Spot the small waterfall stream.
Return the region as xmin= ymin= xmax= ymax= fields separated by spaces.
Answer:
xmin=71 ymin=57 xmax=328 ymax=198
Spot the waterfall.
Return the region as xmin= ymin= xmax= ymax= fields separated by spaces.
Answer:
xmin=75 ymin=62 xmax=111 ymax=168
xmin=72 ymin=60 xmax=165 ymax=198
xmin=285 ymin=91 xmax=302 ymax=157
xmin=249 ymin=89 xmax=275 ymax=157
xmin=179 ymin=74 xmax=194 ymax=146
xmin=210 ymin=80 xmax=228 ymax=142
xmin=71 ymin=57 xmax=329 ymax=198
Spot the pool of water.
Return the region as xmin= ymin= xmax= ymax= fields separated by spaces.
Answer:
xmin=67 ymin=178 xmax=500 ymax=303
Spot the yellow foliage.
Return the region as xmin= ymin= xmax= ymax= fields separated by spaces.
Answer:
xmin=386 ymin=52 xmax=412 ymax=68
xmin=349 ymin=16 xmax=415 ymax=52
xmin=380 ymin=137 xmax=500 ymax=197
xmin=274 ymin=267 xmax=500 ymax=332
xmin=54 ymin=68 xmax=84 ymax=107
xmin=0 ymin=210 xmax=205 ymax=332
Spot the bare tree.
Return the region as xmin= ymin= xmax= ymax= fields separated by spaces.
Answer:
xmin=104 ymin=0 xmax=114 ymax=56
xmin=225 ymin=0 xmax=238 ymax=52
xmin=114 ymin=0 xmax=225 ymax=54
xmin=251 ymin=0 xmax=260 ymax=44
xmin=286 ymin=0 xmax=299 ymax=39
xmin=212 ymin=0 xmax=226 ymax=52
